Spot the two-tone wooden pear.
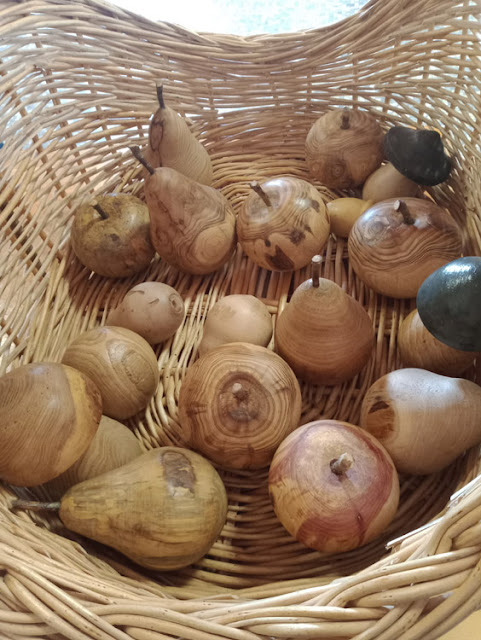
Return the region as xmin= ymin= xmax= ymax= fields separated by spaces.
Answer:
xmin=131 ymin=147 xmax=236 ymax=275
xmin=144 ymin=85 xmax=213 ymax=186
xmin=275 ymin=256 xmax=375 ymax=385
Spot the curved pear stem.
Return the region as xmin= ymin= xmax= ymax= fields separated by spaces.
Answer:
xmin=340 ymin=108 xmax=351 ymax=130
xmin=250 ymin=181 xmax=272 ymax=207
xmin=12 ymin=499 xmax=61 ymax=512
xmin=394 ymin=199 xmax=415 ymax=225
xmin=129 ymin=146 xmax=155 ymax=175
xmin=330 ymin=453 xmax=354 ymax=476
xmin=156 ymin=84 xmax=165 ymax=109
xmin=311 ymin=255 xmax=322 ymax=288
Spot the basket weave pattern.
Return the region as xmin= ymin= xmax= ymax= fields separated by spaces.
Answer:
xmin=1 ymin=0 xmax=481 ymax=638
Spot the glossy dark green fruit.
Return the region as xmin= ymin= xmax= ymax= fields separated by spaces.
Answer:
xmin=416 ymin=256 xmax=481 ymax=351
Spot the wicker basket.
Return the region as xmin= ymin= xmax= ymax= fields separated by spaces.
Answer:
xmin=1 ymin=0 xmax=481 ymax=637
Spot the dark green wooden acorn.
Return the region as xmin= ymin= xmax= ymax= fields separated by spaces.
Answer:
xmin=385 ymin=126 xmax=452 ymax=186
xmin=416 ymin=256 xmax=481 ymax=351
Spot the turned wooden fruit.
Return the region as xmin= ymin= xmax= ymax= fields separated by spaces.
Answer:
xmin=58 ymin=447 xmax=228 ymax=570
xmin=106 ymin=281 xmax=185 ymax=345
xmin=44 ymin=415 xmax=143 ymax=499
xmin=131 ymin=147 xmax=235 ymax=275
xmin=178 ymin=343 xmax=302 ymax=469
xmin=326 ymin=197 xmax=373 ymax=238
xmin=362 ymin=162 xmax=421 ymax=203
xmin=198 ymin=294 xmax=272 ymax=356
xmin=0 ymin=363 xmax=102 ymax=486
xmin=236 ymin=177 xmax=330 ymax=271
xmin=275 ymin=256 xmax=374 ymax=385
xmin=348 ymin=198 xmax=463 ymax=298
xmin=61 ymin=326 xmax=159 ymax=420
xmin=269 ymin=420 xmax=400 ymax=553
xmin=70 ymin=194 xmax=155 ymax=278
xmin=305 ymin=108 xmax=384 ymax=189
xmin=360 ymin=368 xmax=481 ymax=474
xmin=398 ymin=309 xmax=477 ymax=376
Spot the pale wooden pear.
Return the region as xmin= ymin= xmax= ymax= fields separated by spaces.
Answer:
xmin=360 ymin=368 xmax=481 ymax=474
xmin=131 ymin=147 xmax=236 ymax=275
xmin=275 ymin=256 xmax=374 ymax=385
xmin=144 ymin=85 xmax=213 ymax=186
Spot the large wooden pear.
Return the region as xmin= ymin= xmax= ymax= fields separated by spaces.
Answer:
xmin=275 ymin=256 xmax=375 ymax=385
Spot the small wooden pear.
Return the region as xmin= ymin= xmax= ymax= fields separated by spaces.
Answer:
xmin=144 ymin=85 xmax=213 ymax=186
xmin=131 ymin=147 xmax=236 ymax=275
xmin=275 ymin=256 xmax=374 ymax=385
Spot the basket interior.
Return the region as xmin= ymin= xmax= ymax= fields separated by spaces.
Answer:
xmin=1 ymin=0 xmax=481 ymax=611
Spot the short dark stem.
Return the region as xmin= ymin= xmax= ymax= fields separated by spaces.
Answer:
xmin=311 ymin=255 xmax=322 ymax=288
xmin=93 ymin=203 xmax=108 ymax=219
xmin=129 ymin=146 xmax=155 ymax=175
xmin=340 ymin=108 xmax=351 ymax=130
xmin=12 ymin=499 xmax=61 ymax=512
xmin=156 ymin=84 xmax=165 ymax=109
xmin=394 ymin=199 xmax=415 ymax=225
xmin=250 ymin=181 xmax=272 ymax=207
xmin=232 ymin=383 xmax=248 ymax=402
xmin=330 ymin=453 xmax=354 ymax=476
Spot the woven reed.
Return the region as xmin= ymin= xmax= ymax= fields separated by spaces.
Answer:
xmin=1 ymin=0 xmax=481 ymax=637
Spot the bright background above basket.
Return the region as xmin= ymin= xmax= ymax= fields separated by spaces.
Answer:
xmin=111 ymin=0 xmax=366 ymax=33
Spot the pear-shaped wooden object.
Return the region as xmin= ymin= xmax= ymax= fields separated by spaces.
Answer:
xmin=132 ymin=147 xmax=236 ymax=275
xmin=275 ymin=257 xmax=375 ymax=385
xmin=59 ymin=447 xmax=228 ymax=570
xmin=144 ymin=85 xmax=213 ymax=186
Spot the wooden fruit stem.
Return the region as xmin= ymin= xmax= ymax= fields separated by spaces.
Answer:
xmin=311 ymin=255 xmax=322 ymax=288
xmin=93 ymin=204 xmax=108 ymax=219
xmin=394 ymin=199 xmax=415 ymax=225
xmin=250 ymin=181 xmax=272 ymax=207
xmin=12 ymin=499 xmax=60 ymax=512
xmin=330 ymin=453 xmax=354 ymax=476
xmin=156 ymin=84 xmax=165 ymax=109
xmin=340 ymin=109 xmax=351 ymax=129
xmin=129 ymin=146 xmax=155 ymax=175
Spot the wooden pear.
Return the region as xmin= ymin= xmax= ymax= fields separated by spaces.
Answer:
xmin=17 ymin=448 xmax=228 ymax=571
xmin=131 ymin=147 xmax=236 ymax=275
xmin=360 ymin=368 xmax=481 ymax=474
xmin=275 ymin=256 xmax=374 ymax=385
xmin=144 ymin=85 xmax=213 ymax=186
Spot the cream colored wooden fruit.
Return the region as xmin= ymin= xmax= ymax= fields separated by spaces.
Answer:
xmin=199 ymin=294 xmax=273 ymax=356
xmin=44 ymin=415 xmax=143 ymax=499
xmin=178 ymin=342 xmax=302 ymax=469
xmin=61 ymin=326 xmax=159 ymax=420
xmin=362 ymin=162 xmax=421 ymax=203
xmin=305 ymin=108 xmax=384 ymax=189
xmin=106 ymin=281 xmax=185 ymax=345
xmin=59 ymin=447 xmax=227 ymax=570
xmin=398 ymin=309 xmax=477 ymax=376
xmin=348 ymin=198 xmax=463 ymax=298
xmin=269 ymin=420 xmax=400 ymax=553
xmin=360 ymin=368 xmax=481 ymax=474
xmin=237 ymin=177 xmax=330 ymax=271
xmin=326 ymin=197 xmax=373 ymax=238
xmin=0 ymin=363 xmax=102 ymax=487
xmin=275 ymin=256 xmax=374 ymax=385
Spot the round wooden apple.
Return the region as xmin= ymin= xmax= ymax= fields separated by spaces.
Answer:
xmin=269 ymin=420 xmax=400 ymax=553
xmin=70 ymin=194 xmax=155 ymax=278
xmin=237 ymin=177 xmax=330 ymax=272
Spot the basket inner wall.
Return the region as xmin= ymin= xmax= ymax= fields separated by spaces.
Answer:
xmin=1 ymin=0 xmax=481 ymax=595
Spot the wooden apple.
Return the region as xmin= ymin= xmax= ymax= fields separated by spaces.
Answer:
xmin=237 ymin=177 xmax=330 ymax=271
xmin=70 ymin=194 xmax=155 ymax=278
